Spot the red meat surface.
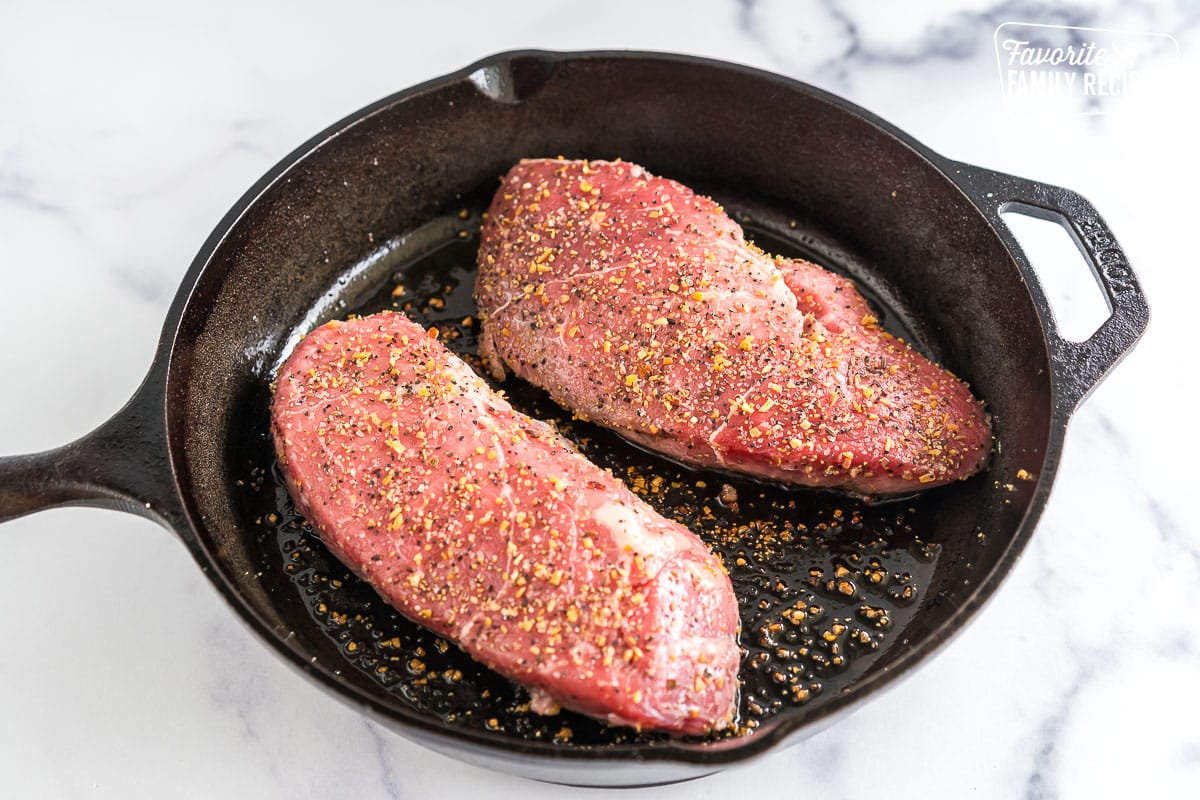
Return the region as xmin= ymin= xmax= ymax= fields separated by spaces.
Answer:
xmin=271 ymin=312 xmax=739 ymax=734
xmin=476 ymin=159 xmax=991 ymax=495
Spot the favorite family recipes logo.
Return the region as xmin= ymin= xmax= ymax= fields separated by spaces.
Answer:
xmin=994 ymin=22 xmax=1178 ymax=113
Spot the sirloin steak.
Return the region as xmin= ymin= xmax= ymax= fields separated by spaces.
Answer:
xmin=476 ymin=159 xmax=991 ymax=495
xmin=271 ymin=312 xmax=739 ymax=734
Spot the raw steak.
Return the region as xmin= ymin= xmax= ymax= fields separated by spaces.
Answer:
xmin=475 ymin=159 xmax=991 ymax=495
xmin=271 ymin=312 xmax=739 ymax=734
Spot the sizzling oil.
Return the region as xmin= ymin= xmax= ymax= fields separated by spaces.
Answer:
xmin=241 ymin=206 xmax=944 ymax=747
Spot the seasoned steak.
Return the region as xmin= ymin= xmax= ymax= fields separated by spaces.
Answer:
xmin=271 ymin=312 xmax=739 ymax=734
xmin=475 ymin=159 xmax=991 ymax=495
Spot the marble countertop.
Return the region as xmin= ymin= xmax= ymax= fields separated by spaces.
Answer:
xmin=1 ymin=0 xmax=1195 ymax=796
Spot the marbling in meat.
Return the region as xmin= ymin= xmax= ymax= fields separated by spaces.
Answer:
xmin=271 ymin=312 xmax=739 ymax=734
xmin=476 ymin=159 xmax=991 ymax=495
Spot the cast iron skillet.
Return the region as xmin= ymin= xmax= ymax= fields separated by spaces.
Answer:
xmin=0 ymin=51 xmax=1147 ymax=787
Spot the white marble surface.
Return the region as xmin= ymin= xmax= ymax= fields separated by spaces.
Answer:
xmin=1 ymin=0 xmax=1195 ymax=796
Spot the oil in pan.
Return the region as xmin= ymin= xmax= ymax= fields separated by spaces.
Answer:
xmin=238 ymin=201 xmax=946 ymax=747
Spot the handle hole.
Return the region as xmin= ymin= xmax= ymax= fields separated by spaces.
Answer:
xmin=999 ymin=209 xmax=1112 ymax=343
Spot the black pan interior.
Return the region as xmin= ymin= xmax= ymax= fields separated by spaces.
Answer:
xmin=169 ymin=54 xmax=1052 ymax=757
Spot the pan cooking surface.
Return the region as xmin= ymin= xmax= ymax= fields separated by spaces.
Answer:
xmin=233 ymin=189 xmax=969 ymax=749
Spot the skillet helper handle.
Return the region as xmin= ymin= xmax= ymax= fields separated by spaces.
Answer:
xmin=0 ymin=367 xmax=180 ymax=527
xmin=951 ymin=162 xmax=1150 ymax=412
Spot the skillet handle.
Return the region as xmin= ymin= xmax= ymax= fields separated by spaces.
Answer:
xmin=950 ymin=162 xmax=1150 ymax=413
xmin=0 ymin=362 xmax=184 ymax=529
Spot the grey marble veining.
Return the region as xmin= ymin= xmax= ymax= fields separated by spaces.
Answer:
xmin=1 ymin=0 xmax=1195 ymax=797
